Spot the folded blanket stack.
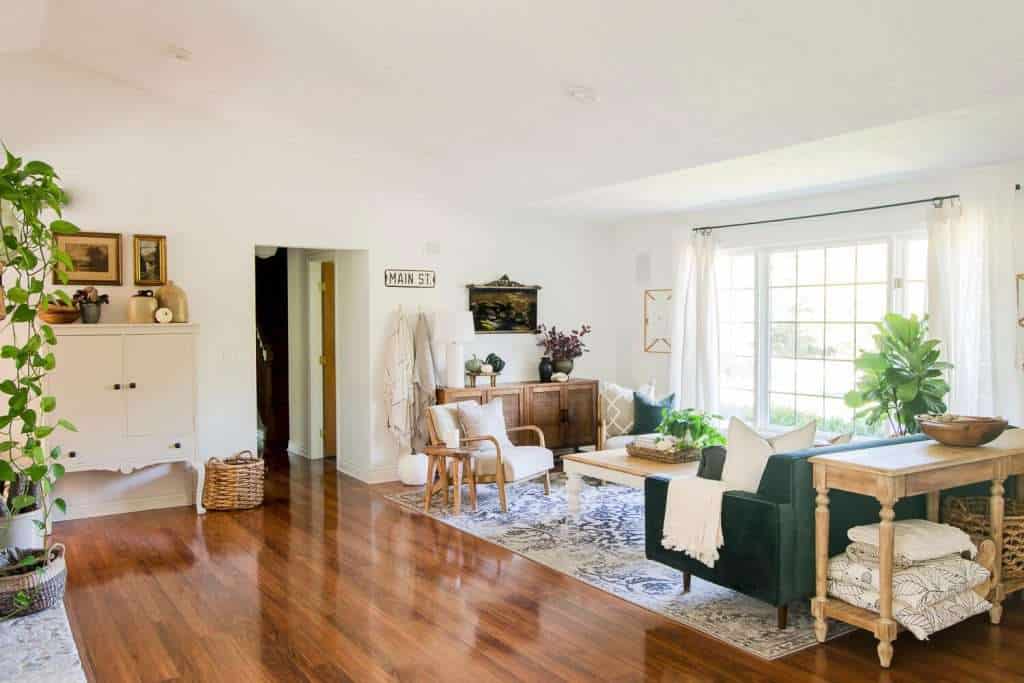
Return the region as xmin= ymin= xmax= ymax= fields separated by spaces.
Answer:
xmin=827 ymin=519 xmax=992 ymax=640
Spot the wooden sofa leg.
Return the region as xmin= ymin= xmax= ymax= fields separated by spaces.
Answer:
xmin=777 ymin=605 xmax=788 ymax=630
xmin=682 ymin=572 xmax=691 ymax=593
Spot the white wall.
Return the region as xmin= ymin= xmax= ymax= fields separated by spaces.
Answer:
xmin=611 ymin=159 xmax=1024 ymax=424
xmin=5 ymin=54 xmax=617 ymax=517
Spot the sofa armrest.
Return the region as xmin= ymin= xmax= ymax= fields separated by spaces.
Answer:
xmin=697 ymin=446 xmax=726 ymax=480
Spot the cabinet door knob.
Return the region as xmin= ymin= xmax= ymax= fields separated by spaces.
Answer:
xmin=113 ymin=383 xmax=121 ymax=390
xmin=128 ymin=382 xmax=137 ymax=389
xmin=172 ymin=442 xmax=181 ymax=449
xmin=68 ymin=451 xmax=77 ymax=458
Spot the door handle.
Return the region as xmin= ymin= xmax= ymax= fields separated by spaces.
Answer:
xmin=113 ymin=383 xmax=121 ymax=390
xmin=68 ymin=451 xmax=77 ymax=459
xmin=171 ymin=442 xmax=182 ymax=449
xmin=128 ymin=382 xmax=137 ymax=389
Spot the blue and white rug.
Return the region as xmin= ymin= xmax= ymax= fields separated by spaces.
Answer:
xmin=384 ymin=473 xmax=852 ymax=660
xmin=0 ymin=604 xmax=86 ymax=682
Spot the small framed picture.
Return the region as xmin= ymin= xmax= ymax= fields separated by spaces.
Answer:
xmin=133 ymin=234 xmax=167 ymax=286
xmin=53 ymin=232 xmax=123 ymax=285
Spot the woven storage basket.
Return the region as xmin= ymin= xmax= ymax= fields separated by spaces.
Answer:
xmin=0 ymin=543 xmax=67 ymax=617
xmin=202 ymin=450 xmax=266 ymax=510
xmin=944 ymin=497 xmax=1024 ymax=579
xmin=625 ymin=442 xmax=700 ymax=464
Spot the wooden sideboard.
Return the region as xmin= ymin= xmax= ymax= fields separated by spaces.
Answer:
xmin=437 ymin=378 xmax=598 ymax=451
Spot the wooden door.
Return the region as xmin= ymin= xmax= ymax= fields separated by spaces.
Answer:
xmin=563 ymin=382 xmax=597 ymax=447
xmin=124 ymin=334 xmax=195 ymax=436
xmin=46 ymin=335 xmax=125 ymax=466
xmin=486 ymin=387 xmax=527 ymax=444
xmin=321 ymin=261 xmax=337 ymax=458
xmin=527 ymin=384 xmax=563 ymax=448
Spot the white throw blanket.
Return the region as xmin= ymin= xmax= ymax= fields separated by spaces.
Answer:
xmin=847 ymin=519 xmax=976 ymax=562
xmin=661 ymin=476 xmax=731 ymax=567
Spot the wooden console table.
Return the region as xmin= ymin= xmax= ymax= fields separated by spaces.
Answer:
xmin=810 ymin=429 xmax=1024 ymax=668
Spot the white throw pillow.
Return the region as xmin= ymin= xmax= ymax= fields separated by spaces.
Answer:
xmin=721 ymin=418 xmax=816 ymax=492
xmin=457 ymin=399 xmax=513 ymax=451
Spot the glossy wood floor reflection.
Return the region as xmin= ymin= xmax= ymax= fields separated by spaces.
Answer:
xmin=57 ymin=451 xmax=1024 ymax=682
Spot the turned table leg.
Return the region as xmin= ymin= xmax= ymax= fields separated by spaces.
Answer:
xmin=876 ymin=497 xmax=898 ymax=668
xmin=452 ymin=458 xmax=463 ymax=515
xmin=812 ymin=481 xmax=830 ymax=643
xmin=990 ymin=476 xmax=1006 ymax=625
xmin=926 ymin=490 xmax=940 ymax=522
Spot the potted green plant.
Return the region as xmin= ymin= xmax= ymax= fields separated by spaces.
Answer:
xmin=844 ymin=313 xmax=951 ymax=436
xmin=0 ymin=145 xmax=78 ymax=617
xmin=656 ymin=408 xmax=726 ymax=456
xmin=72 ymin=286 xmax=109 ymax=324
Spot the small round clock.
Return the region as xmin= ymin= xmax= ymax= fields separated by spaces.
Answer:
xmin=154 ymin=307 xmax=174 ymax=324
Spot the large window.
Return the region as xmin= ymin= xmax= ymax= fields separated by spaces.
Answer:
xmin=717 ymin=236 xmax=927 ymax=436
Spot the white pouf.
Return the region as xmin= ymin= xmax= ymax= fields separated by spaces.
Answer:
xmin=398 ymin=452 xmax=429 ymax=486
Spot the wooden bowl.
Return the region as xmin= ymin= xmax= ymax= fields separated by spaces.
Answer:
xmin=38 ymin=305 xmax=80 ymax=324
xmin=917 ymin=415 xmax=1009 ymax=447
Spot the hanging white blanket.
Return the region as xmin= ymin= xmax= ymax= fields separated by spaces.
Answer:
xmin=661 ymin=476 xmax=730 ymax=567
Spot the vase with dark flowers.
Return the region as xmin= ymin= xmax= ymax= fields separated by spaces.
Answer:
xmin=73 ymin=287 xmax=110 ymax=324
xmin=536 ymin=323 xmax=591 ymax=380
xmin=538 ymin=356 xmax=554 ymax=382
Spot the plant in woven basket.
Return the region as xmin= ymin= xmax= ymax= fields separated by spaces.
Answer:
xmin=0 ymin=145 xmax=80 ymax=618
xmin=843 ymin=313 xmax=950 ymax=436
xmin=655 ymin=409 xmax=725 ymax=451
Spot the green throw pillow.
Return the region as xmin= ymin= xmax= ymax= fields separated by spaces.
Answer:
xmin=632 ymin=392 xmax=674 ymax=434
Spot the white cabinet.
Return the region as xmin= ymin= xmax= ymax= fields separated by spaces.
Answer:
xmin=45 ymin=324 xmax=204 ymax=513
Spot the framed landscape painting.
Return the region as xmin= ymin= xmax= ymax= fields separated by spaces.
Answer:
xmin=467 ymin=274 xmax=541 ymax=334
xmin=134 ymin=234 xmax=167 ymax=286
xmin=53 ymin=231 xmax=123 ymax=285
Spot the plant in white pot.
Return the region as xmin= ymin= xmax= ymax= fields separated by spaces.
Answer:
xmin=0 ymin=145 xmax=79 ymax=618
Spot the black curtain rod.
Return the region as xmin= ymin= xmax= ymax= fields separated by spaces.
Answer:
xmin=692 ymin=194 xmax=960 ymax=233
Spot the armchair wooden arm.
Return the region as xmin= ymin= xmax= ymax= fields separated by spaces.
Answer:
xmin=507 ymin=425 xmax=546 ymax=448
xmin=461 ymin=435 xmax=503 ymax=459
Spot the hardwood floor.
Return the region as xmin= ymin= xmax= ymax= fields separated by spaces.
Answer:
xmin=57 ymin=450 xmax=1024 ymax=682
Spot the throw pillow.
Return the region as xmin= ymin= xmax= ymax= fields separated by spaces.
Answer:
xmin=457 ymin=399 xmax=513 ymax=451
xmin=721 ymin=418 xmax=816 ymax=492
xmin=847 ymin=519 xmax=977 ymax=562
xmin=632 ymin=392 xmax=674 ymax=434
xmin=599 ymin=382 xmax=636 ymax=437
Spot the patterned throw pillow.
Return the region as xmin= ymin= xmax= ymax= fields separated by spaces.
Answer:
xmin=829 ymin=552 xmax=989 ymax=609
xmin=599 ymin=382 xmax=636 ymax=437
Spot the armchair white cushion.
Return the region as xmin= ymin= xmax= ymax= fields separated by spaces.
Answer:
xmin=474 ymin=446 xmax=554 ymax=480
xmin=456 ymin=399 xmax=514 ymax=450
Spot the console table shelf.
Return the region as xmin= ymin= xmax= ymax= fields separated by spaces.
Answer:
xmin=809 ymin=429 xmax=1024 ymax=668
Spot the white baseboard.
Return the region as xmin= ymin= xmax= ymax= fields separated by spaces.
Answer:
xmin=287 ymin=440 xmax=307 ymax=457
xmin=54 ymin=491 xmax=195 ymax=522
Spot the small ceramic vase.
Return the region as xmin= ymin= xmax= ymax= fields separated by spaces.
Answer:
xmin=156 ymin=280 xmax=189 ymax=322
xmin=553 ymin=358 xmax=574 ymax=376
xmin=79 ymin=302 xmax=102 ymax=324
xmin=538 ymin=357 xmax=554 ymax=382
xmin=127 ymin=290 xmax=158 ymax=324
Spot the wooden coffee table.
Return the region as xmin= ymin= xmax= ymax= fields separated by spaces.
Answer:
xmin=561 ymin=449 xmax=699 ymax=518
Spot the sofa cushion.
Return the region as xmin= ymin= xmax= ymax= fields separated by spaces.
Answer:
xmin=633 ymin=392 xmax=673 ymax=434
xmin=600 ymin=381 xmax=653 ymax=437
xmin=604 ymin=433 xmax=659 ymax=450
xmin=457 ymin=399 xmax=514 ymax=451
xmin=474 ymin=445 xmax=553 ymax=480
xmin=721 ymin=418 xmax=816 ymax=492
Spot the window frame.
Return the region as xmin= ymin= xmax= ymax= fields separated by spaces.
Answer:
xmin=717 ymin=231 xmax=927 ymax=437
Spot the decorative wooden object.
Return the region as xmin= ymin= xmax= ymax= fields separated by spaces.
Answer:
xmin=917 ymin=415 xmax=1009 ymax=447
xmin=422 ymin=446 xmax=477 ymax=514
xmin=202 ymin=451 xmax=266 ymax=511
xmin=643 ymin=289 xmax=672 ymax=353
xmin=809 ymin=430 xmax=1024 ymax=668
xmin=436 ymin=378 xmax=598 ymax=451
xmin=44 ymin=323 xmax=204 ymax=513
xmin=38 ymin=305 xmax=80 ymax=324
xmin=624 ymin=441 xmax=698 ymax=464
xmin=465 ymin=371 xmax=499 ymax=388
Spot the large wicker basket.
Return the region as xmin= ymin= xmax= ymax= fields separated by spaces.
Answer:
xmin=944 ymin=497 xmax=1024 ymax=579
xmin=0 ymin=543 xmax=67 ymax=617
xmin=202 ymin=450 xmax=266 ymax=511
xmin=625 ymin=442 xmax=700 ymax=464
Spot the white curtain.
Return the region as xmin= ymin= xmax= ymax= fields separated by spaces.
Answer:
xmin=669 ymin=231 xmax=719 ymax=411
xmin=927 ymin=201 xmax=995 ymax=416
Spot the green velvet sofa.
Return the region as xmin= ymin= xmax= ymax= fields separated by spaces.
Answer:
xmin=644 ymin=434 xmax=1012 ymax=629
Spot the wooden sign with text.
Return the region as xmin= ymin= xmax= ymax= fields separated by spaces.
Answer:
xmin=384 ymin=269 xmax=436 ymax=288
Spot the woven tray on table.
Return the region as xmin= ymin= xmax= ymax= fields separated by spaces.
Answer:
xmin=944 ymin=497 xmax=1024 ymax=579
xmin=0 ymin=543 xmax=67 ymax=617
xmin=625 ymin=442 xmax=700 ymax=464
xmin=202 ymin=450 xmax=266 ymax=511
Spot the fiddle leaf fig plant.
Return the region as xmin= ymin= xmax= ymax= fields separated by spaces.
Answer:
xmin=0 ymin=145 xmax=79 ymax=564
xmin=844 ymin=313 xmax=951 ymax=436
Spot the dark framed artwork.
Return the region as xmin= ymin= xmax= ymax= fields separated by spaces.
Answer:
xmin=466 ymin=274 xmax=541 ymax=334
xmin=53 ymin=231 xmax=123 ymax=285
xmin=133 ymin=234 xmax=167 ymax=286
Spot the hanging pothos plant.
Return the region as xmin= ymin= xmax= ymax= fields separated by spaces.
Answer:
xmin=0 ymin=145 xmax=79 ymax=602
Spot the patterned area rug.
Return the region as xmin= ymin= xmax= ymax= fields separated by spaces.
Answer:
xmin=384 ymin=473 xmax=853 ymax=660
xmin=0 ymin=604 xmax=86 ymax=682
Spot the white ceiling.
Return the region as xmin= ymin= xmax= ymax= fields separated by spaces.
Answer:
xmin=10 ymin=1 xmax=1024 ymax=212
